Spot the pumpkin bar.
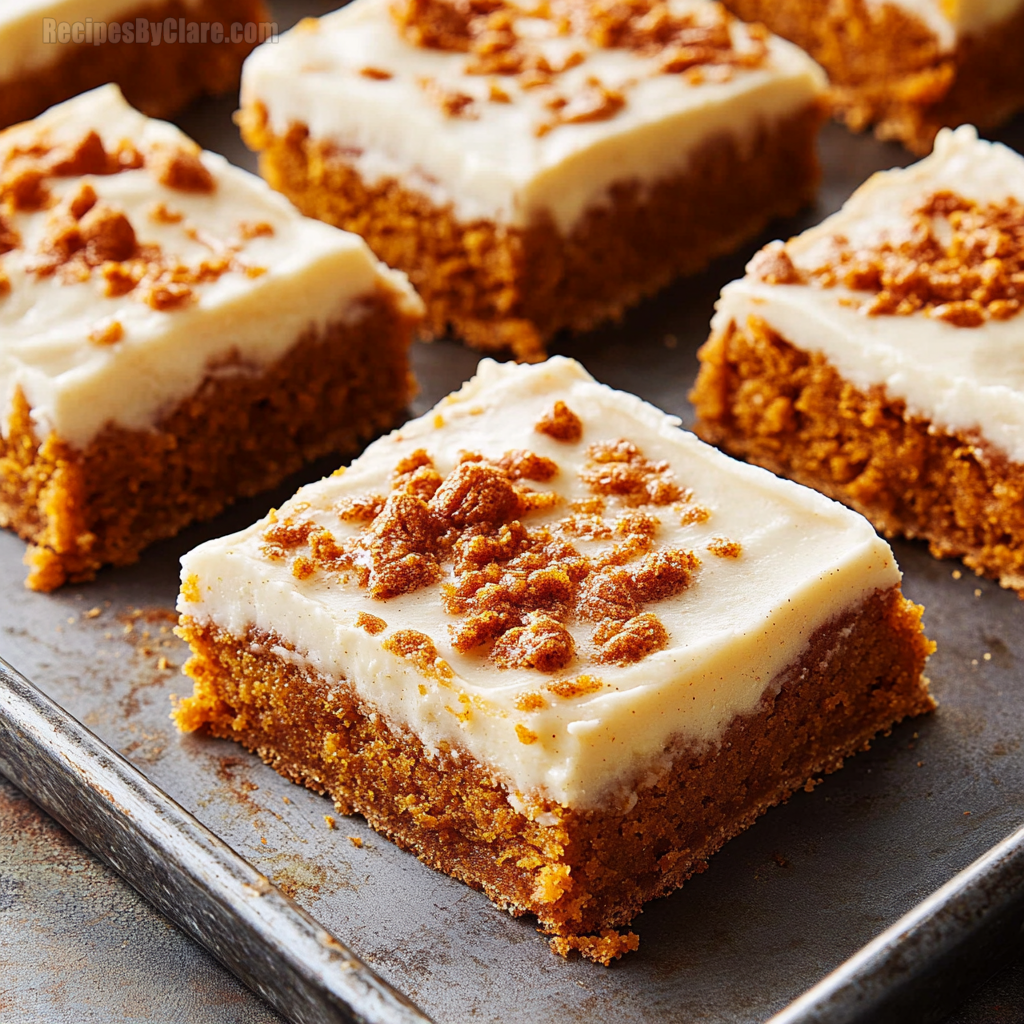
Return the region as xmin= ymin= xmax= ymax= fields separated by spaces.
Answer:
xmin=238 ymin=0 xmax=826 ymax=361
xmin=692 ymin=126 xmax=1024 ymax=593
xmin=174 ymin=356 xmax=934 ymax=963
xmin=719 ymin=0 xmax=1024 ymax=152
xmin=0 ymin=0 xmax=272 ymax=131
xmin=0 ymin=85 xmax=422 ymax=591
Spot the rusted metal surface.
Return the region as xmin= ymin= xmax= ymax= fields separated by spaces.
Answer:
xmin=1 ymin=0 xmax=1024 ymax=1017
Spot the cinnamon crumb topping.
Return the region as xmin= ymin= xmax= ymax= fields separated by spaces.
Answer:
xmin=515 ymin=691 xmax=548 ymax=711
xmin=88 ymin=319 xmax=124 ymax=346
xmin=148 ymin=145 xmax=215 ymax=193
xmin=361 ymin=66 xmax=395 ymax=79
xmin=237 ymin=220 xmax=275 ymax=239
xmin=268 ymin=434 xmax=713 ymax=673
xmin=547 ymin=674 xmax=603 ymax=698
xmin=492 ymin=611 xmax=576 ymax=671
xmin=593 ymin=611 xmax=668 ymax=665
xmin=0 ymin=212 xmax=20 ymax=255
xmin=150 ymin=201 xmax=184 ymax=224
xmin=748 ymin=241 xmax=801 ymax=285
xmin=0 ymin=269 xmax=10 ymax=297
xmin=536 ymin=78 xmax=624 ymax=136
xmin=707 ymin=537 xmax=741 ymax=558
xmin=356 ymin=611 xmax=388 ymax=635
xmin=382 ymin=629 xmax=455 ymax=681
xmin=389 ymin=0 xmax=766 ymax=134
xmin=48 ymin=131 xmax=116 ymax=177
xmin=680 ymin=505 xmax=711 ymax=526
xmin=418 ymin=76 xmax=477 ymax=117
xmin=536 ymin=400 xmax=583 ymax=442
xmin=580 ymin=439 xmax=682 ymax=504
xmin=1 ymin=161 xmax=49 ymax=212
xmin=515 ymin=723 xmax=539 ymax=744
xmin=771 ymin=191 xmax=1024 ymax=326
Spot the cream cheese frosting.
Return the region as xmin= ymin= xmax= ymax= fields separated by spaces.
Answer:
xmin=0 ymin=0 xmax=204 ymax=81
xmin=713 ymin=125 xmax=1024 ymax=465
xmin=0 ymin=85 xmax=421 ymax=449
xmin=240 ymin=0 xmax=826 ymax=233
xmin=178 ymin=357 xmax=900 ymax=813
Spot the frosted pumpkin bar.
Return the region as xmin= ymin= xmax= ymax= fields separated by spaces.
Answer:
xmin=719 ymin=0 xmax=1024 ymax=152
xmin=174 ymin=356 xmax=934 ymax=963
xmin=0 ymin=85 xmax=421 ymax=591
xmin=238 ymin=0 xmax=826 ymax=360
xmin=692 ymin=126 xmax=1024 ymax=594
xmin=0 ymin=0 xmax=272 ymax=131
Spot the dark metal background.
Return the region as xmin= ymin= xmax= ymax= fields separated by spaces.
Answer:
xmin=2 ymin=1 xmax=1024 ymax=1019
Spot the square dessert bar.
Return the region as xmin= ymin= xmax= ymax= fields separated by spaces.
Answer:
xmin=719 ymin=0 xmax=1024 ymax=152
xmin=239 ymin=0 xmax=827 ymax=361
xmin=175 ymin=356 xmax=933 ymax=963
xmin=692 ymin=126 xmax=1024 ymax=593
xmin=1 ymin=0 xmax=273 ymax=131
xmin=0 ymin=85 xmax=422 ymax=591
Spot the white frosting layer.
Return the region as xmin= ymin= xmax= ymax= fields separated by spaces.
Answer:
xmin=870 ymin=0 xmax=1023 ymax=50
xmin=0 ymin=85 xmax=421 ymax=449
xmin=179 ymin=357 xmax=900 ymax=812
xmin=713 ymin=125 xmax=1024 ymax=465
xmin=240 ymin=0 xmax=826 ymax=233
xmin=0 ymin=0 xmax=205 ymax=81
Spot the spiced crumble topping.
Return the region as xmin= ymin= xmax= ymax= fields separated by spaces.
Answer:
xmin=536 ymin=400 xmax=583 ymax=442
xmin=388 ymin=0 xmax=769 ymax=131
xmin=264 ymin=439 xmax=712 ymax=672
xmin=753 ymin=191 xmax=1024 ymax=326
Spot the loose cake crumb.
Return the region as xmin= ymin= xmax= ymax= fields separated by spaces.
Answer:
xmin=349 ymin=835 xmax=364 ymax=847
xmin=324 ymin=814 xmax=337 ymax=829
xmin=549 ymin=929 xmax=640 ymax=965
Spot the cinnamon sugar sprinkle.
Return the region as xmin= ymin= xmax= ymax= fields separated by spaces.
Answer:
xmin=0 ymin=129 xmax=265 ymax=308
xmin=388 ymin=0 xmax=768 ymax=130
xmin=752 ymin=191 xmax=1024 ymax=327
xmin=261 ymin=414 xmax=736 ymax=672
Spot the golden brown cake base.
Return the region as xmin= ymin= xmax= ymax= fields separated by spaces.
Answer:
xmin=0 ymin=0 xmax=271 ymax=131
xmin=720 ymin=0 xmax=1024 ymax=152
xmin=0 ymin=290 xmax=417 ymax=591
xmin=691 ymin=316 xmax=1024 ymax=593
xmin=174 ymin=585 xmax=933 ymax=963
xmin=240 ymin=103 xmax=823 ymax=361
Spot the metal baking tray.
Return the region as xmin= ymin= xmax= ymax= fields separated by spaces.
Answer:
xmin=2 ymin=2 xmax=1024 ymax=1019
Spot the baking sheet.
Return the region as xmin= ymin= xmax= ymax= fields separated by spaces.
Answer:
xmin=3 ymin=1 xmax=1024 ymax=1019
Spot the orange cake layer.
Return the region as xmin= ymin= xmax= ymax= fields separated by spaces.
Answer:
xmin=242 ymin=104 xmax=822 ymax=362
xmin=176 ymin=585 xmax=933 ymax=963
xmin=719 ymin=0 xmax=1024 ymax=152
xmin=0 ymin=0 xmax=272 ymax=131
xmin=1 ymin=294 xmax=416 ymax=591
xmin=692 ymin=316 xmax=1024 ymax=593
